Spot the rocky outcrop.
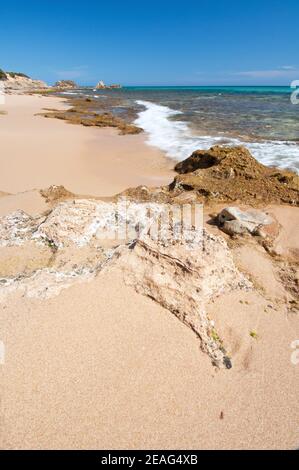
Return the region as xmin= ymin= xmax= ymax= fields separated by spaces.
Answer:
xmin=41 ymin=102 xmax=142 ymax=135
xmin=172 ymin=146 xmax=299 ymax=206
xmin=117 ymin=227 xmax=251 ymax=368
xmin=96 ymin=80 xmax=106 ymax=89
xmin=0 ymin=198 xmax=252 ymax=367
xmin=1 ymin=71 xmax=48 ymax=92
xmin=0 ymin=210 xmax=41 ymax=247
xmin=40 ymin=185 xmax=75 ymax=205
xmin=54 ymin=80 xmax=77 ymax=89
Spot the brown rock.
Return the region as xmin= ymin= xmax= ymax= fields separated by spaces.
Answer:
xmin=54 ymin=80 xmax=77 ymax=89
xmin=40 ymin=185 xmax=75 ymax=205
xmin=171 ymin=146 xmax=299 ymax=206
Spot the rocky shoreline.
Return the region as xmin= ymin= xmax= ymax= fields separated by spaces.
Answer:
xmin=39 ymin=97 xmax=142 ymax=135
xmin=121 ymin=145 xmax=299 ymax=207
xmin=0 ymin=143 xmax=298 ymax=367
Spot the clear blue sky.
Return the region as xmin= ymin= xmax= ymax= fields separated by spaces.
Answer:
xmin=1 ymin=0 xmax=298 ymax=86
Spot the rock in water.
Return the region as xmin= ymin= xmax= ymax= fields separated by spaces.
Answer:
xmin=95 ymin=80 xmax=106 ymax=89
xmin=95 ymin=80 xmax=122 ymax=90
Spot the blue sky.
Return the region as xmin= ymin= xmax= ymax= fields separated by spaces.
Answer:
xmin=1 ymin=0 xmax=299 ymax=86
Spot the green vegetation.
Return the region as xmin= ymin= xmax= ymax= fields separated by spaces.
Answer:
xmin=0 ymin=69 xmax=7 ymax=80
xmin=45 ymin=238 xmax=57 ymax=253
xmin=250 ymin=331 xmax=259 ymax=340
xmin=7 ymin=71 xmax=30 ymax=78
xmin=210 ymin=329 xmax=221 ymax=343
xmin=0 ymin=69 xmax=29 ymax=80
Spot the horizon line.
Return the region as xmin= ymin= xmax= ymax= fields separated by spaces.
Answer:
xmin=69 ymin=84 xmax=294 ymax=88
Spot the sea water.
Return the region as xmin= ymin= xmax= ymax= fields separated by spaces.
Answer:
xmin=60 ymin=86 xmax=299 ymax=172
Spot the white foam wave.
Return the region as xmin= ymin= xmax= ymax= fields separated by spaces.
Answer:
xmin=60 ymin=91 xmax=79 ymax=95
xmin=135 ymin=100 xmax=299 ymax=172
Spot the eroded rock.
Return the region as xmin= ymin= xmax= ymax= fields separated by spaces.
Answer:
xmin=0 ymin=199 xmax=252 ymax=367
xmin=0 ymin=210 xmax=43 ymax=247
xmin=171 ymin=146 xmax=299 ymax=205
xmin=115 ymin=226 xmax=251 ymax=368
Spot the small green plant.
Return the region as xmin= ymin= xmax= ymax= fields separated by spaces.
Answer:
xmin=250 ymin=331 xmax=258 ymax=340
xmin=211 ymin=329 xmax=221 ymax=343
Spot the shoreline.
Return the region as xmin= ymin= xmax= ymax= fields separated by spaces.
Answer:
xmin=0 ymin=94 xmax=174 ymax=197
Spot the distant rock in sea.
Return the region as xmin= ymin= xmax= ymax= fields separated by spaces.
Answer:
xmin=95 ymin=80 xmax=121 ymax=90
xmin=95 ymin=80 xmax=106 ymax=89
xmin=0 ymin=69 xmax=48 ymax=92
xmin=54 ymin=80 xmax=77 ymax=89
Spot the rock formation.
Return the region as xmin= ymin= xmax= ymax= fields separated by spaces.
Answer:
xmin=40 ymin=100 xmax=142 ymax=135
xmin=95 ymin=80 xmax=121 ymax=89
xmin=117 ymin=227 xmax=251 ymax=368
xmin=54 ymin=80 xmax=77 ymax=89
xmin=0 ymin=70 xmax=48 ymax=92
xmin=0 ymin=147 xmax=297 ymax=368
xmin=118 ymin=147 xmax=299 ymax=207
xmin=172 ymin=146 xmax=299 ymax=205
xmin=0 ymin=69 xmax=7 ymax=80
xmin=0 ymin=197 xmax=252 ymax=367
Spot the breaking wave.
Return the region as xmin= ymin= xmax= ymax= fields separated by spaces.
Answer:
xmin=135 ymin=100 xmax=299 ymax=173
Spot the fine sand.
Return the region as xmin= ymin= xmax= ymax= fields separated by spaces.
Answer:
xmin=0 ymin=95 xmax=298 ymax=450
xmin=0 ymin=94 xmax=174 ymax=196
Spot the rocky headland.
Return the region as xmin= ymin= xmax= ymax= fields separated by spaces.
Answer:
xmin=54 ymin=80 xmax=77 ymax=89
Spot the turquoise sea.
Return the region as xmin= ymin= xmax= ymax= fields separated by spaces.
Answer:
xmin=60 ymin=86 xmax=299 ymax=172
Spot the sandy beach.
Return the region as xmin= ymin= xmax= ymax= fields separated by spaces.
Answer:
xmin=0 ymin=94 xmax=174 ymax=196
xmin=0 ymin=94 xmax=298 ymax=450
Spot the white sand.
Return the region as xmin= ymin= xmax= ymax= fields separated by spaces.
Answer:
xmin=0 ymin=94 xmax=174 ymax=196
